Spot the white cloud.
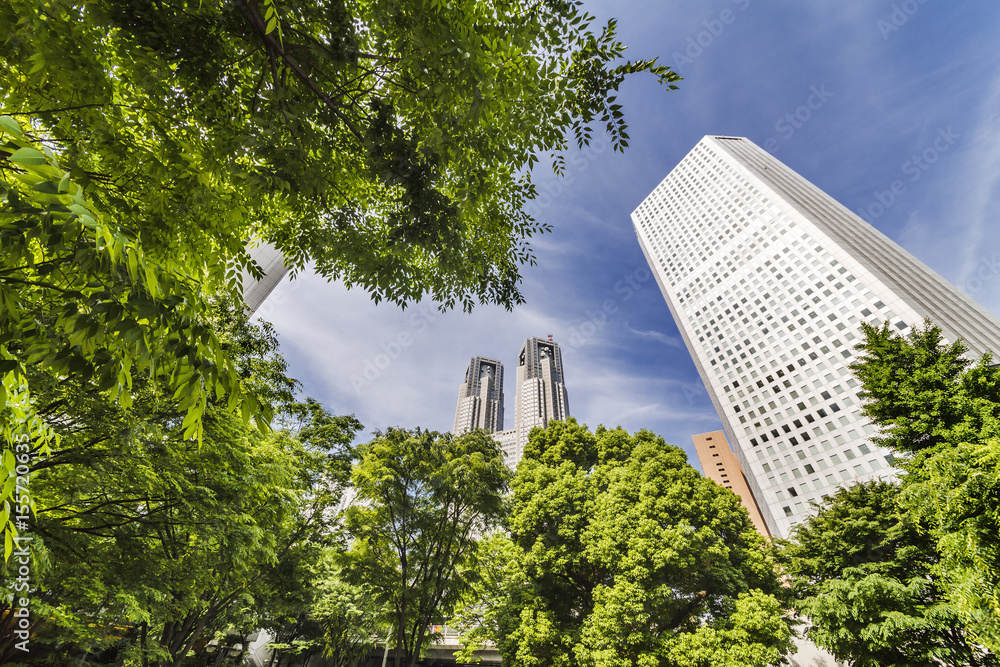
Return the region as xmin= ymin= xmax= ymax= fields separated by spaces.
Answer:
xmin=625 ymin=322 xmax=684 ymax=348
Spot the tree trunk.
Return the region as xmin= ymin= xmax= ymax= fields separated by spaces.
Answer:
xmin=395 ymin=607 xmax=406 ymax=667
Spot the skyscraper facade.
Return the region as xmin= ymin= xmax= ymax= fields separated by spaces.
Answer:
xmin=633 ymin=135 xmax=1000 ymax=537
xmin=511 ymin=336 xmax=570 ymax=465
xmin=453 ymin=356 xmax=505 ymax=435
xmin=453 ymin=337 xmax=570 ymax=468
xmin=242 ymin=241 xmax=289 ymax=314
xmin=692 ymin=431 xmax=770 ymax=538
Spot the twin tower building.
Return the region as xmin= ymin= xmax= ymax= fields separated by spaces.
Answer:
xmin=453 ymin=336 xmax=569 ymax=467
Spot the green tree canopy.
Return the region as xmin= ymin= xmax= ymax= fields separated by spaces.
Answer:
xmin=340 ymin=427 xmax=510 ymax=667
xmin=254 ymin=548 xmax=390 ymax=667
xmin=1 ymin=0 xmax=676 ymax=548
xmin=0 ymin=301 xmax=361 ymax=666
xmin=487 ymin=419 xmax=792 ymax=667
xmin=779 ymin=480 xmax=993 ymax=666
xmin=1 ymin=0 xmax=677 ymax=312
xmin=848 ymin=320 xmax=1000 ymax=652
xmin=851 ymin=320 xmax=1000 ymax=458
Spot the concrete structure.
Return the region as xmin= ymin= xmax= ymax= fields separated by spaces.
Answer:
xmin=494 ymin=428 xmax=518 ymax=465
xmin=241 ymin=241 xmax=289 ymax=314
xmin=693 ymin=430 xmax=770 ymax=537
xmin=508 ymin=337 xmax=570 ymax=466
xmin=454 ymin=337 xmax=570 ymax=468
xmin=454 ymin=357 xmax=505 ymax=435
xmin=633 ymin=135 xmax=1000 ymax=537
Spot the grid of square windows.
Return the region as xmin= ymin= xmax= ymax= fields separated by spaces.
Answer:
xmin=632 ymin=139 xmax=902 ymax=531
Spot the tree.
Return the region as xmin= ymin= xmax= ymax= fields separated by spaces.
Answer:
xmin=1 ymin=0 xmax=677 ymax=310
xmin=312 ymin=565 xmax=391 ymax=667
xmin=909 ymin=437 xmax=1000 ymax=655
xmin=851 ymin=320 xmax=1000 ymax=457
xmin=2 ymin=403 xmax=358 ymax=667
xmin=0 ymin=302 xmax=361 ymax=666
xmin=0 ymin=121 xmax=258 ymax=557
xmin=490 ymin=419 xmax=792 ymax=667
xmin=849 ymin=320 xmax=1000 ymax=652
xmin=1 ymin=0 xmax=677 ymax=552
xmin=779 ymin=480 xmax=994 ymax=666
xmin=340 ymin=427 xmax=510 ymax=667
xmin=256 ymin=549 xmax=389 ymax=667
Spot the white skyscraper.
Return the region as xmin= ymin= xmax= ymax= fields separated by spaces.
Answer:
xmin=454 ymin=356 xmax=505 ymax=435
xmin=633 ymin=135 xmax=1000 ymax=537
xmin=241 ymin=240 xmax=289 ymax=314
xmin=509 ymin=336 xmax=570 ymax=466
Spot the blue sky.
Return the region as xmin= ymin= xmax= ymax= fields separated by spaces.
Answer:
xmin=256 ymin=0 xmax=1000 ymax=471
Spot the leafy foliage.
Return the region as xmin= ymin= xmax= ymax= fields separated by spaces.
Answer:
xmin=0 ymin=303 xmax=361 ymax=667
xmin=906 ymin=438 xmax=1000 ymax=654
xmin=851 ymin=320 xmax=1000 ymax=457
xmin=487 ymin=419 xmax=792 ymax=667
xmin=0 ymin=0 xmax=677 ymax=313
xmin=779 ymin=481 xmax=993 ymax=666
xmin=258 ymin=550 xmax=389 ymax=667
xmin=312 ymin=567 xmax=391 ymax=667
xmin=341 ymin=427 xmax=510 ymax=667
xmin=0 ymin=0 xmax=676 ymax=557
xmin=0 ymin=118 xmax=261 ymax=553
xmin=842 ymin=319 xmax=1000 ymax=653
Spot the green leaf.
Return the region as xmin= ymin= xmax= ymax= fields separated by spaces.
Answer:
xmin=7 ymin=147 xmax=47 ymax=166
xmin=0 ymin=115 xmax=24 ymax=137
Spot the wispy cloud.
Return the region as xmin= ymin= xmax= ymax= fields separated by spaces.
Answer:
xmin=954 ymin=69 xmax=1000 ymax=293
xmin=625 ymin=322 xmax=684 ymax=348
